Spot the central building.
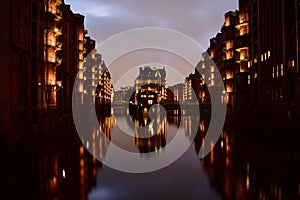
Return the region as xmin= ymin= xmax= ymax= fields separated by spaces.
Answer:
xmin=132 ymin=66 xmax=167 ymax=109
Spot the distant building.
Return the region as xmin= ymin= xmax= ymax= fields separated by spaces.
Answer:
xmin=169 ymin=83 xmax=185 ymax=102
xmin=133 ymin=66 xmax=167 ymax=108
xmin=113 ymin=86 xmax=134 ymax=104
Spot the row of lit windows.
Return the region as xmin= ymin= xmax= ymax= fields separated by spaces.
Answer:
xmin=141 ymin=94 xmax=155 ymax=98
xmin=261 ymin=51 xmax=271 ymax=62
xmin=247 ymin=51 xmax=271 ymax=68
xmin=272 ymin=64 xmax=284 ymax=78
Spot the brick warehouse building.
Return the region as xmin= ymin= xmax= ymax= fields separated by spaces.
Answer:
xmin=238 ymin=0 xmax=300 ymax=122
xmin=192 ymin=0 xmax=300 ymax=124
xmin=0 ymin=0 xmax=112 ymax=139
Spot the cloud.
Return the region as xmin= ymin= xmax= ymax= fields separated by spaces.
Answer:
xmin=65 ymin=0 xmax=238 ymax=48
xmin=65 ymin=0 xmax=238 ymax=85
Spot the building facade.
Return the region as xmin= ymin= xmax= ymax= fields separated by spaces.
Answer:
xmin=0 ymin=0 xmax=112 ymax=140
xmin=133 ymin=66 xmax=167 ymax=108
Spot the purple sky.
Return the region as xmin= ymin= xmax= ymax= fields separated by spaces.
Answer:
xmin=65 ymin=0 xmax=238 ymax=88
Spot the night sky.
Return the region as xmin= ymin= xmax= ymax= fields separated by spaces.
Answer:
xmin=65 ymin=0 xmax=238 ymax=88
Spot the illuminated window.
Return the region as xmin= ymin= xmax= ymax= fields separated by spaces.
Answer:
xmin=47 ymin=48 xmax=56 ymax=62
xmin=272 ymin=67 xmax=275 ymax=78
xmin=226 ymin=50 xmax=233 ymax=60
xmin=264 ymin=53 xmax=267 ymax=60
xmin=280 ymin=64 xmax=284 ymax=76
xmin=248 ymin=75 xmax=251 ymax=84
xmin=276 ymin=65 xmax=279 ymax=77
xmin=226 ymin=84 xmax=233 ymax=92
xmin=268 ymin=51 xmax=271 ymax=58
xmin=292 ymin=60 xmax=295 ymax=67
xmin=78 ymin=42 xmax=83 ymax=50
xmin=226 ymin=40 xmax=233 ymax=50
xmin=240 ymin=63 xmax=246 ymax=73
xmin=210 ymin=50 xmax=215 ymax=58
xmin=254 ymin=57 xmax=258 ymax=63
xmin=79 ymin=71 xmax=83 ymax=79
xmin=254 ymin=72 xmax=258 ymax=79
xmin=225 ymin=15 xmax=230 ymax=26
xmin=78 ymin=30 xmax=84 ymax=41
xmin=261 ymin=54 xmax=264 ymax=62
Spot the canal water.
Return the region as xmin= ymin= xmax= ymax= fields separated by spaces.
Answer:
xmin=1 ymin=108 xmax=300 ymax=199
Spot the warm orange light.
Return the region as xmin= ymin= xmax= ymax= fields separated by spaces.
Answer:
xmin=226 ymin=40 xmax=233 ymax=50
xmin=225 ymin=15 xmax=230 ymax=26
xmin=226 ymin=71 xmax=233 ymax=79
xmin=246 ymin=175 xmax=250 ymax=190
xmin=80 ymin=146 xmax=84 ymax=155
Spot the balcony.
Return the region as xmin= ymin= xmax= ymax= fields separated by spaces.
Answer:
xmin=56 ymin=57 xmax=62 ymax=66
xmin=53 ymin=27 xmax=62 ymax=36
xmin=56 ymin=0 xmax=62 ymax=6
xmin=236 ymin=56 xmax=249 ymax=63
xmin=55 ymin=9 xmax=63 ymax=21
xmin=56 ymin=41 xmax=62 ymax=51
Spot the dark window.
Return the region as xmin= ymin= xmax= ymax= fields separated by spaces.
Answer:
xmin=24 ymin=12 xmax=27 ymax=26
xmin=32 ymin=21 xmax=37 ymax=36
xmin=32 ymin=2 xmax=37 ymax=19
xmin=17 ymin=28 xmax=20 ymax=43
xmin=32 ymin=40 xmax=37 ymax=55
xmin=17 ymin=6 xmax=21 ymax=22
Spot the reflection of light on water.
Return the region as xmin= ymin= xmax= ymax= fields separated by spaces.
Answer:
xmin=210 ymin=141 xmax=214 ymax=164
xmin=246 ymin=162 xmax=250 ymax=190
xmin=79 ymin=145 xmax=85 ymax=200
xmin=200 ymin=120 xmax=205 ymax=132
xmin=246 ymin=175 xmax=250 ymax=190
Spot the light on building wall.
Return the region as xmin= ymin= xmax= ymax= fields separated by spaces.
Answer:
xmin=54 ymin=28 xmax=60 ymax=33
xmin=226 ymin=85 xmax=233 ymax=93
xmin=254 ymin=57 xmax=258 ymax=63
xmin=50 ymin=79 xmax=56 ymax=86
xmin=225 ymin=15 xmax=230 ymax=26
xmin=56 ymin=80 xmax=62 ymax=88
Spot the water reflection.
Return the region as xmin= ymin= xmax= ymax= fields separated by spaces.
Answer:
xmin=1 ymin=127 xmax=100 ymax=200
xmin=131 ymin=107 xmax=167 ymax=153
xmin=2 ymin=108 xmax=300 ymax=199
xmin=198 ymin=115 xmax=300 ymax=200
